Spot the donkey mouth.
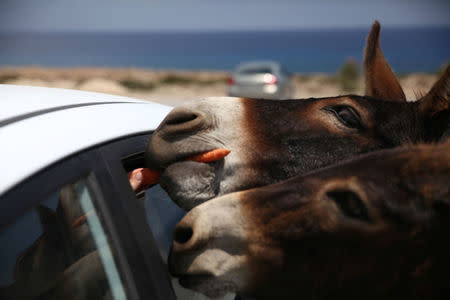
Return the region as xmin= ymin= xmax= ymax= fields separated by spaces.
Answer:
xmin=178 ymin=274 xmax=237 ymax=298
xmin=172 ymin=148 xmax=230 ymax=167
xmin=146 ymin=148 xmax=230 ymax=210
xmin=146 ymin=145 xmax=229 ymax=169
xmin=178 ymin=274 xmax=215 ymax=288
xmin=158 ymin=159 xmax=223 ymax=210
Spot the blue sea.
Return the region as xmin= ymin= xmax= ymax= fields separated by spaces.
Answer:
xmin=0 ymin=27 xmax=449 ymax=73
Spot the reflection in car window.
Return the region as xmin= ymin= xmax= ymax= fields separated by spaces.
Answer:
xmin=0 ymin=177 xmax=127 ymax=300
xmin=144 ymin=185 xmax=235 ymax=300
xmin=144 ymin=185 xmax=185 ymax=260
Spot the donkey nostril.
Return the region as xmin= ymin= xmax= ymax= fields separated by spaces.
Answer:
xmin=174 ymin=226 xmax=194 ymax=244
xmin=165 ymin=111 xmax=198 ymax=126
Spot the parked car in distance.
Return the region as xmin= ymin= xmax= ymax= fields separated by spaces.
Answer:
xmin=0 ymin=85 xmax=234 ymax=300
xmin=227 ymin=61 xmax=294 ymax=100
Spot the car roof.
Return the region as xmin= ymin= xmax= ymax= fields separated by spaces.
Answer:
xmin=0 ymin=84 xmax=148 ymax=125
xmin=0 ymin=85 xmax=173 ymax=196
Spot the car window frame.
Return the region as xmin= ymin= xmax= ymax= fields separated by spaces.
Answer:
xmin=98 ymin=133 xmax=176 ymax=300
xmin=0 ymin=133 xmax=175 ymax=300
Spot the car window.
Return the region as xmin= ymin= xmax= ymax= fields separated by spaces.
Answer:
xmin=121 ymin=147 xmax=235 ymax=300
xmin=143 ymin=185 xmax=236 ymax=300
xmin=0 ymin=176 xmax=127 ymax=300
xmin=144 ymin=185 xmax=185 ymax=260
xmin=238 ymin=67 xmax=273 ymax=74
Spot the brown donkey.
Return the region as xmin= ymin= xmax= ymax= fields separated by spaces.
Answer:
xmin=146 ymin=21 xmax=449 ymax=210
xmin=169 ymin=141 xmax=450 ymax=299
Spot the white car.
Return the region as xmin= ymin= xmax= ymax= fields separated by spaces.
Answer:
xmin=0 ymin=85 xmax=233 ymax=300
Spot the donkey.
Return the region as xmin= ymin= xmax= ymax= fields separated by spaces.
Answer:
xmin=168 ymin=141 xmax=450 ymax=299
xmin=146 ymin=21 xmax=449 ymax=210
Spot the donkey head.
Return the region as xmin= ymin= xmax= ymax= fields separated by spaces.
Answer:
xmin=146 ymin=21 xmax=449 ymax=211
xmin=168 ymin=141 xmax=450 ymax=298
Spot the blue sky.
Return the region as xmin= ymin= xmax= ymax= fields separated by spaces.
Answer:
xmin=1 ymin=0 xmax=449 ymax=32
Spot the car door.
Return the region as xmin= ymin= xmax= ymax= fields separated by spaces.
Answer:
xmin=0 ymin=134 xmax=175 ymax=300
xmin=102 ymin=135 xmax=237 ymax=300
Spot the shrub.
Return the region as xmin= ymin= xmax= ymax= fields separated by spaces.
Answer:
xmin=160 ymin=75 xmax=193 ymax=85
xmin=438 ymin=62 xmax=449 ymax=75
xmin=0 ymin=74 xmax=18 ymax=83
xmin=119 ymin=78 xmax=155 ymax=90
xmin=337 ymin=59 xmax=360 ymax=92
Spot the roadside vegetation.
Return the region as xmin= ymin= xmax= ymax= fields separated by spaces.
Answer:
xmin=119 ymin=75 xmax=228 ymax=91
xmin=336 ymin=59 xmax=360 ymax=92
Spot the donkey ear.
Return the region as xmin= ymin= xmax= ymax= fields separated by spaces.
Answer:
xmin=364 ymin=21 xmax=406 ymax=102
xmin=418 ymin=65 xmax=449 ymax=116
xmin=418 ymin=65 xmax=450 ymax=141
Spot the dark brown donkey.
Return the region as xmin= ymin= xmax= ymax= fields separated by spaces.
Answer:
xmin=169 ymin=141 xmax=450 ymax=299
xmin=146 ymin=21 xmax=450 ymax=210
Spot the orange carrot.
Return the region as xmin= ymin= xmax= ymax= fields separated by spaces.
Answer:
xmin=127 ymin=149 xmax=230 ymax=188
xmin=186 ymin=148 xmax=231 ymax=163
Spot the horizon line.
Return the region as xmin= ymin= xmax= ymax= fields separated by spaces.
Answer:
xmin=1 ymin=24 xmax=450 ymax=35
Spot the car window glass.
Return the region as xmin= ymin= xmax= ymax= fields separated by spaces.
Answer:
xmin=144 ymin=185 xmax=185 ymax=260
xmin=0 ymin=176 xmax=127 ymax=300
xmin=238 ymin=67 xmax=273 ymax=74
xmin=143 ymin=184 xmax=235 ymax=300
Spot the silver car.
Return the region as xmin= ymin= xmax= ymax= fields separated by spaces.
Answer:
xmin=227 ymin=61 xmax=294 ymax=100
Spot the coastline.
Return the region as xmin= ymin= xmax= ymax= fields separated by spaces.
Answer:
xmin=0 ymin=67 xmax=438 ymax=106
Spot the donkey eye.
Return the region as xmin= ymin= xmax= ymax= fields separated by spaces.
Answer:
xmin=324 ymin=106 xmax=363 ymax=129
xmin=326 ymin=190 xmax=372 ymax=222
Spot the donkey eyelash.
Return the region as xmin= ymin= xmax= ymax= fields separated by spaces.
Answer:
xmin=323 ymin=106 xmax=364 ymax=130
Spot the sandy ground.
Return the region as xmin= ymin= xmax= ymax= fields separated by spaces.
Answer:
xmin=0 ymin=67 xmax=439 ymax=106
